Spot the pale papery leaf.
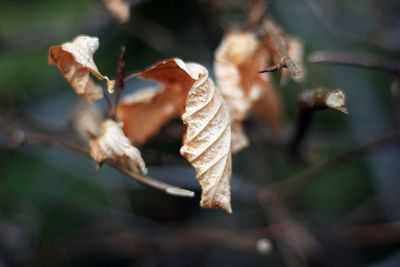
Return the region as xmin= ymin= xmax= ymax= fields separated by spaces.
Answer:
xmin=214 ymin=30 xmax=283 ymax=152
xmin=180 ymin=63 xmax=232 ymax=213
xmin=103 ymin=0 xmax=130 ymax=24
xmin=118 ymin=58 xmax=233 ymax=212
xmin=49 ymin=35 xmax=115 ymax=102
xmin=89 ymin=119 xmax=147 ymax=175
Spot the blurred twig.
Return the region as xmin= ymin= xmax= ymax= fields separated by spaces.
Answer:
xmin=309 ymin=51 xmax=400 ymax=75
xmin=63 ymin=220 xmax=301 ymax=257
xmin=341 ymin=221 xmax=400 ymax=247
xmin=272 ymin=130 xmax=400 ymax=198
xmin=244 ymin=0 xmax=269 ymax=30
xmin=260 ymin=20 xmax=303 ymax=80
xmin=288 ymin=88 xmax=348 ymax=159
xmin=110 ymin=46 xmax=126 ymax=119
xmin=258 ymin=190 xmax=319 ymax=267
xmin=259 ymin=62 xmax=287 ymax=73
xmin=0 ymin=118 xmax=194 ymax=198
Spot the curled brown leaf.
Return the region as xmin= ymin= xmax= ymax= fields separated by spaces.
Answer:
xmin=118 ymin=58 xmax=233 ymax=212
xmin=214 ymin=30 xmax=283 ymax=152
xmin=49 ymin=35 xmax=115 ymax=102
xmin=117 ymin=59 xmax=194 ymax=145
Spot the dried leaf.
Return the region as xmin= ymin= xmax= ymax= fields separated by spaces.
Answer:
xmin=49 ymin=35 xmax=115 ymax=102
xmin=325 ymin=89 xmax=348 ymax=114
xmin=180 ymin=63 xmax=232 ymax=213
xmin=117 ymin=59 xmax=194 ymax=145
xmin=89 ymin=119 xmax=147 ymax=175
xmin=214 ymin=30 xmax=283 ymax=152
xmin=118 ymin=58 xmax=232 ymax=212
xmin=104 ymin=0 xmax=130 ymax=24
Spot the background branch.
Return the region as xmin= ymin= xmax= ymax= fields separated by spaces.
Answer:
xmin=309 ymin=51 xmax=400 ymax=75
xmin=288 ymin=88 xmax=347 ymax=159
xmin=273 ymin=130 xmax=400 ymax=199
xmin=0 ymin=118 xmax=194 ymax=198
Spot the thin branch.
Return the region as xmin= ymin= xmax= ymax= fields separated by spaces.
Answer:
xmin=288 ymin=88 xmax=348 ymax=159
xmin=258 ymin=190 xmax=318 ymax=267
xmin=102 ymin=87 xmax=113 ymax=116
xmin=260 ymin=20 xmax=304 ymax=80
xmin=243 ymin=0 xmax=269 ymax=30
xmin=1 ymin=120 xmax=194 ymax=198
xmin=259 ymin=62 xmax=287 ymax=73
xmin=124 ymin=70 xmax=140 ymax=82
xmin=308 ymin=51 xmax=400 ymax=75
xmin=273 ymin=130 xmax=400 ymax=198
xmin=341 ymin=221 xmax=400 ymax=247
xmin=64 ymin=223 xmax=277 ymax=257
xmin=110 ymin=46 xmax=127 ymax=119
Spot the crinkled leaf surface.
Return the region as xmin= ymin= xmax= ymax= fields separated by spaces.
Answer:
xmin=118 ymin=58 xmax=233 ymax=212
xmin=49 ymin=35 xmax=114 ymax=102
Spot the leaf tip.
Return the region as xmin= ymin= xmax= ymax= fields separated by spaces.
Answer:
xmin=325 ymin=89 xmax=348 ymax=114
xmin=166 ymin=187 xmax=195 ymax=198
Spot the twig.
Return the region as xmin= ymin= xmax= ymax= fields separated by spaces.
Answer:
xmin=341 ymin=221 xmax=400 ymax=247
xmin=260 ymin=20 xmax=303 ymax=80
xmin=102 ymin=87 xmax=113 ymax=116
xmin=110 ymin=46 xmax=127 ymax=119
xmin=259 ymin=62 xmax=287 ymax=73
xmin=274 ymin=130 xmax=400 ymax=198
xmin=308 ymin=51 xmax=400 ymax=75
xmin=1 ymin=120 xmax=194 ymax=198
xmin=121 ymin=12 xmax=181 ymax=53
xmin=124 ymin=71 xmax=140 ymax=82
xmin=64 ymin=222 xmax=277 ymax=257
xmin=393 ymin=78 xmax=400 ymax=127
xmin=243 ymin=0 xmax=269 ymax=30
xmin=288 ymin=88 xmax=348 ymax=158
xmin=258 ymin=191 xmax=318 ymax=267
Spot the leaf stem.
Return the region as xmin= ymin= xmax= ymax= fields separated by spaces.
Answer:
xmin=308 ymin=51 xmax=400 ymax=75
xmin=1 ymin=119 xmax=195 ymax=198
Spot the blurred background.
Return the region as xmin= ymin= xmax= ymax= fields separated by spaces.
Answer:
xmin=0 ymin=0 xmax=400 ymax=266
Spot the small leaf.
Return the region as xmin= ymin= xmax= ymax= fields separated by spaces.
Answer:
xmin=104 ymin=0 xmax=130 ymax=24
xmin=49 ymin=35 xmax=115 ymax=102
xmin=89 ymin=119 xmax=147 ymax=175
